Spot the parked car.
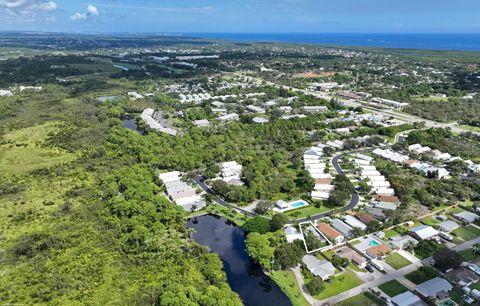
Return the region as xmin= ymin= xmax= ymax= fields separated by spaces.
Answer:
xmin=365 ymin=264 xmax=374 ymax=273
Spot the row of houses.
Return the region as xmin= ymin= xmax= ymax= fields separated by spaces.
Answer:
xmin=408 ymin=143 xmax=480 ymax=178
xmin=353 ymin=152 xmax=397 ymax=199
xmin=372 ymin=148 xmax=450 ymax=179
xmin=179 ymin=92 xmax=265 ymax=103
xmin=140 ymin=108 xmax=179 ymax=136
xmin=158 ymin=171 xmax=206 ymax=212
xmin=303 ymin=145 xmax=334 ymax=200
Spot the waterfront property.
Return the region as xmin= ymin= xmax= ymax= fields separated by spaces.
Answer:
xmin=302 ymin=254 xmax=335 ymax=281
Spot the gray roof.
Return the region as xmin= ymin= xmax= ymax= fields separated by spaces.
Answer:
xmin=284 ymin=225 xmax=299 ymax=235
xmin=391 ymin=291 xmax=426 ymax=306
xmin=302 ymin=255 xmax=335 ymax=280
xmin=438 ymin=220 xmax=460 ymax=232
xmin=454 ymin=211 xmax=480 ymax=223
xmin=179 ymin=200 xmax=206 ymax=212
xmin=415 ymin=277 xmax=452 ymax=298
xmin=331 ymin=219 xmax=354 ymax=237
xmin=409 ymin=225 xmax=439 ymax=240
xmin=390 ymin=235 xmax=418 ymax=249
xmin=375 ymin=203 xmax=397 ymax=211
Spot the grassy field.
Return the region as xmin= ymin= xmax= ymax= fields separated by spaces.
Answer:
xmin=334 ymin=292 xmax=382 ymax=306
xmin=270 ymin=271 xmax=310 ymax=306
xmin=313 ymin=269 xmax=362 ymax=300
xmin=286 ymin=205 xmax=330 ymax=219
xmin=384 ymin=253 xmax=412 ymax=270
xmin=405 ymin=270 xmax=435 ymax=285
xmin=378 ymin=280 xmax=409 ymax=297
xmin=0 ymin=121 xmax=77 ymax=176
xmin=420 ymin=217 xmax=441 ymax=227
xmin=453 ymin=225 xmax=480 ymax=241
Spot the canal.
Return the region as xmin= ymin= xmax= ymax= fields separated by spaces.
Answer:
xmin=187 ymin=214 xmax=292 ymax=306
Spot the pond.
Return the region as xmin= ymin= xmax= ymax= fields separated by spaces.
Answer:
xmin=122 ymin=116 xmax=143 ymax=134
xmin=187 ymin=214 xmax=292 ymax=306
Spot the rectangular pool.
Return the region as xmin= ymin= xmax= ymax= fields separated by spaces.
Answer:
xmin=290 ymin=201 xmax=307 ymax=208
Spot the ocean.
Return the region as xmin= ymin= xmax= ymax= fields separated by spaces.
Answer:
xmin=186 ymin=33 xmax=480 ymax=51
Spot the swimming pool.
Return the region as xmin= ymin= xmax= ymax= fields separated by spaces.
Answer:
xmin=370 ymin=240 xmax=380 ymax=247
xmin=290 ymin=201 xmax=307 ymax=208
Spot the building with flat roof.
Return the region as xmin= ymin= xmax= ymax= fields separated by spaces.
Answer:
xmin=344 ymin=215 xmax=367 ymax=231
xmin=391 ymin=291 xmax=427 ymax=306
xmin=453 ymin=211 xmax=480 ymax=224
xmin=438 ymin=220 xmax=460 ymax=232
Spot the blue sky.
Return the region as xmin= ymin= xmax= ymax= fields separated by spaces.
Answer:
xmin=0 ymin=0 xmax=479 ymax=33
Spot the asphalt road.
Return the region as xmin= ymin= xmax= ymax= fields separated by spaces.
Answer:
xmin=316 ymin=235 xmax=480 ymax=306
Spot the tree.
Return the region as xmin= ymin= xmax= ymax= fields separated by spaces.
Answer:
xmin=246 ymin=233 xmax=275 ymax=270
xmin=242 ymin=217 xmax=271 ymax=234
xmin=255 ymin=200 xmax=273 ymax=215
xmin=330 ymin=255 xmax=349 ymax=268
xmin=366 ymin=220 xmax=382 ymax=233
xmin=210 ymin=180 xmax=230 ymax=197
xmin=270 ymin=213 xmax=289 ymax=231
xmin=306 ymin=278 xmax=325 ymax=295
xmin=327 ymin=189 xmax=350 ymax=207
xmin=274 ymin=240 xmax=305 ymax=269
xmin=204 ymin=164 xmax=220 ymax=179
xmin=433 ymin=248 xmax=463 ymax=271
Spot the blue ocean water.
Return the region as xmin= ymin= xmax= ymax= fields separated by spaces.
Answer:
xmin=187 ymin=33 xmax=480 ymax=51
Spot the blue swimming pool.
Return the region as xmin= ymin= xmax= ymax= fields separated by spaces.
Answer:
xmin=290 ymin=201 xmax=307 ymax=208
xmin=370 ymin=240 xmax=380 ymax=247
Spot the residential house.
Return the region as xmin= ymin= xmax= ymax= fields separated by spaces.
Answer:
xmin=344 ymin=215 xmax=367 ymax=231
xmin=438 ymin=220 xmax=460 ymax=232
xmin=284 ymin=225 xmax=304 ymax=243
xmin=355 ymin=212 xmax=376 ymax=225
xmin=366 ymin=243 xmax=392 ymax=259
xmin=415 ymin=277 xmax=452 ymax=300
xmin=331 ymin=219 xmax=354 ymax=238
xmin=317 ymin=222 xmax=345 ymax=244
xmin=453 ymin=211 xmax=480 ymax=224
xmin=302 ymin=255 xmax=335 ymax=281
xmin=409 ymin=225 xmax=439 ymax=240
xmin=391 ymin=291 xmax=427 ymax=306
xmin=390 ymin=235 xmax=419 ymax=250
xmin=335 ymin=246 xmax=367 ymax=268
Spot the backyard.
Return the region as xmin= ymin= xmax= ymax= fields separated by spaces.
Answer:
xmin=334 ymin=292 xmax=384 ymax=306
xmin=452 ymin=225 xmax=480 ymax=241
xmin=378 ymin=280 xmax=409 ymax=297
xmin=384 ymin=253 xmax=412 ymax=270
xmin=312 ymin=269 xmax=362 ymax=300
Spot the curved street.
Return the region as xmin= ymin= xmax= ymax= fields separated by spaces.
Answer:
xmin=194 ymin=151 xmax=360 ymax=223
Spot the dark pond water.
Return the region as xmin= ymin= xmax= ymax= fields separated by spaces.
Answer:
xmin=122 ymin=116 xmax=143 ymax=134
xmin=187 ymin=214 xmax=292 ymax=306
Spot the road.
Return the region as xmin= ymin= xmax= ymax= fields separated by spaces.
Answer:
xmin=315 ymin=236 xmax=480 ymax=306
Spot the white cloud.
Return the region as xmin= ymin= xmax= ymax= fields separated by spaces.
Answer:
xmin=0 ymin=0 xmax=56 ymax=22
xmin=70 ymin=4 xmax=99 ymax=21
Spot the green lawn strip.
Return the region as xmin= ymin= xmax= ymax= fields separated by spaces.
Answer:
xmin=378 ymin=280 xmax=409 ymax=297
xmin=471 ymin=282 xmax=480 ymax=291
xmin=286 ymin=205 xmax=330 ymax=219
xmin=420 ymin=217 xmax=441 ymax=227
xmin=334 ymin=292 xmax=382 ymax=306
xmin=270 ymin=271 xmax=310 ymax=306
xmin=312 ymin=269 xmax=362 ymax=300
xmin=384 ymin=229 xmax=400 ymax=238
xmin=453 ymin=226 xmax=480 ymax=241
xmin=384 ymin=253 xmax=412 ymax=270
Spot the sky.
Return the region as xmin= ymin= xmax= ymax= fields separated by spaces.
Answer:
xmin=0 ymin=0 xmax=479 ymax=34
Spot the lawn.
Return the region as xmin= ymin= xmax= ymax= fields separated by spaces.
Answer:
xmin=453 ymin=225 xmax=480 ymax=241
xmin=286 ymin=205 xmax=330 ymax=219
xmin=405 ymin=267 xmax=438 ymax=285
xmin=312 ymin=269 xmax=362 ymax=300
xmin=420 ymin=217 xmax=441 ymax=227
xmin=458 ymin=248 xmax=480 ymax=261
xmin=378 ymin=280 xmax=409 ymax=297
xmin=270 ymin=271 xmax=310 ymax=306
xmin=334 ymin=292 xmax=382 ymax=306
xmin=384 ymin=253 xmax=412 ymax=270
xmin=384 ymin=229 xmax=400 ymax=239
xmin=471 ymin=282 xmax=480 ymax=291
